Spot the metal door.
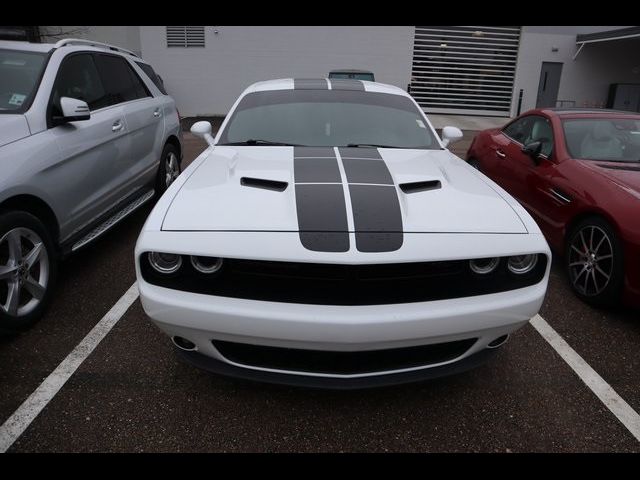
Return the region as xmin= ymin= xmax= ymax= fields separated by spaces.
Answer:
xmin=536 ymin=62 xmax=563 ymax=108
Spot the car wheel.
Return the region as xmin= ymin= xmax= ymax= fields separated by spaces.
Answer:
xmin=0 ymin=212 xmax=57 ymax=333
xmin=156 ymin=143 xmax=181 ymax=196
xmin=467 ymin=158 xmax=481 ymax=170
xmin=565 ymin=216 xmax=624 ymax=306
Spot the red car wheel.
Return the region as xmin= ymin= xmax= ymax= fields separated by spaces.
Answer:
xmin=565 ymin=216 xmax=624 ymax=306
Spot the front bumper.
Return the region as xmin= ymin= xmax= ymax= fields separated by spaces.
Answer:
xmin=175 ymin=346 xmax=499 ymax=389
xmin=138 ymin=277 xmax=547 ymax=387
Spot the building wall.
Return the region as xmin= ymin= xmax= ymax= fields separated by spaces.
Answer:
xmin=139 ymin=26 xmax=415 ymax=116
xmin=511 ymin=26 xmax=638 ymax=115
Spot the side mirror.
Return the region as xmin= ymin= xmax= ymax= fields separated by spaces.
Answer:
xmin=441 ymin=126 xmax=463 ymax=148
xmin=55 ymin=97 xmax=90 ymax=124
xmin=190 ymin=121 xmax=215 ymax=146
xmin=522 ymin=141 xmax=543 ymax=165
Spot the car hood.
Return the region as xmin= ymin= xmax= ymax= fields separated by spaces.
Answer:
xmin=0 ymin=115 xmax=30 ymax=148
xmin=162 ymin=146 xmax=527 ymax=235
xmin=582 ymin=160 xmax=640 ymax=199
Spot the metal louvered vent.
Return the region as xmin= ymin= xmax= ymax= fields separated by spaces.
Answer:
xmin=166 ymin=26 xmax=205 ymax=48
xmin=410 ymin=26 xmax=522 ymax=116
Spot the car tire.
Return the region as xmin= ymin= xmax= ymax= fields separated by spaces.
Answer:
xmin=156 ymin=143 xmax=181 ymax=196
xmin=0 ymin=211 xmax=58 ymax=333
xmin=564 ymin=216 xmax=624 ymax=307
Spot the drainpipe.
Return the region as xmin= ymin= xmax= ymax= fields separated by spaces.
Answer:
xmin=516 ymin=89 xmax=524 ymax=116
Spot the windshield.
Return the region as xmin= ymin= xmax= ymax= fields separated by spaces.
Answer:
xmin=0 ymin=49 xmax=48 ymax=113
xmin=562 ymin=118 xmax=640 ymax=162
xmin=218 ymin=89 xmax=439 ymax=149
xmin=329 ymin=72 xmax=374 ymax=81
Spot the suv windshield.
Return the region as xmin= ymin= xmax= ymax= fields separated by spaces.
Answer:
xmin=562 ymin=117 xmax=640 ymax=162
xmin=218 ymin=89 xmax=439 ymax=149
xmin=0 ymin=49 xmax=48 ymax=113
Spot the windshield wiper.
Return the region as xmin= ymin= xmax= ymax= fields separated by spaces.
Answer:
xmin=219 ymin=139 xmax=304 ymax=146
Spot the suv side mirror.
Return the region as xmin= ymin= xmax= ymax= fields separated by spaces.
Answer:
xmin=190 ymin=121 xmax=215 ymax=146
xmin=522 ymin=141 xmax=543 ymax=165
xmin=58 ymin=97 xmax=90 ymax=123
xmin=441 ymin=126 xmax=463 ymax=148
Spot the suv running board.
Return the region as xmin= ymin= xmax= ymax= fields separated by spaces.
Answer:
xmin=71 ymin=190 xmax=155 ymax=252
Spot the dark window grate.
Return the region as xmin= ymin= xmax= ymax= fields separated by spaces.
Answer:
xmin=166 ymin=26 xmax=205 ymax=48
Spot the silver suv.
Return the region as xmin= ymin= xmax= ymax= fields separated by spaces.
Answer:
xmin=0 ymin=38 xmax=183 ymax=332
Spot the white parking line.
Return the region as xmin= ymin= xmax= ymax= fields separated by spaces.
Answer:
xmin=0 ymin=282 xmax=139 ymax=453
xmin=530 ymin=314 xmax=640 ymax=442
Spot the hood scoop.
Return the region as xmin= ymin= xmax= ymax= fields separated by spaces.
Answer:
xmin=399 ymin=180 xmax=442 ymax=194
xmin=597 ymin=164 xmax=640 ymax=172
xmin=240 ymin=177 xmax=289 ymax=192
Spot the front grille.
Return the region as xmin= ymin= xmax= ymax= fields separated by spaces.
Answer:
xmin=140 ymin=255 xmax=547 ymax=305
xmin=213 ymin=338 xmax=477 ymax=375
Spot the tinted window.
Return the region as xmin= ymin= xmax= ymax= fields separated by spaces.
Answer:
xmin=528 ymin=116 xmax=554 ymax=157
xmin=0 ymin=49 xmax=47 ymax=113
xmin=562 ymin=118 xmax=640 ymax=162
xmin=94 ymin=54 xmax=149 ymax=105
xmin=329 ymin=72 xmax=375 ymax=81
xmin=136 ymin=61 xmax=167 ymax=95
xmin=503 ymin=116 xmax=535 ymax=144
xmin=51 ymin=53 xmax=109 ymax=114
xmin=503 ymin=115 xmax=553 ymax=157
xmin=219 ymin=90 xmax=439 ymax=149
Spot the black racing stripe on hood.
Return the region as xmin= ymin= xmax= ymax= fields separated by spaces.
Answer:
xmin=339 ymin=148 xmax=403 ymax=252
xmin=295 ymin=184 xmax=349 ymax=252
xmin=294 ymin=146 xmax=335 ymax=158
xmin=342 ymin=158 xmax=394 ymax=185
xmin=294 ymin=157 xmax=342 ymax=183
xmin=328 ymin=79 xmax=365 ymax=91
xmin=349 ymin=184 xmax=403 ymax=252
xmin=338 ymin=147 xmax=383 ymax=159
xmin=293 ymin=79 xmax=329 ymax=90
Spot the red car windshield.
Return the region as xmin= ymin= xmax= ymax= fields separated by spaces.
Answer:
xmin=562 ymin=118 xmax=640 ymax=162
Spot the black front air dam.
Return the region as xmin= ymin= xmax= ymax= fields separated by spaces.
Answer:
xmin=175 ymin=347 xmax=497 ymax=390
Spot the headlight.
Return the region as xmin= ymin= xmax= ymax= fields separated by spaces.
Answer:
xmin=469 ymin=257 xmax=499 ymax=274
xmin=507 ymin=254 xmax=538 ymax=274
xmin=148 ymin=252 xmax=182 ymax=274
xmin=190 ymin=256 xmax=223 ymax=274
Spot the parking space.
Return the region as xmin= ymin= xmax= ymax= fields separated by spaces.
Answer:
xmin=1 ymin=127 xmax=639 ymax=452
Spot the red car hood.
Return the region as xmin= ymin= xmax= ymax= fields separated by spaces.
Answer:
xmin=580 ymin=160 xmax=640 ymax=199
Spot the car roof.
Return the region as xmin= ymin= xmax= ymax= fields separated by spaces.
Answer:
xmin=534 ymin=107 xmax=640 ymax=118
xmin=245 ymin=78 xmax=407 ymax=96
xmin=0 ymin=39 xmax=144 ymax=62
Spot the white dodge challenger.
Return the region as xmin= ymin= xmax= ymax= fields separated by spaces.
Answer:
xmin=135 ymin=78 xmax=551 ymax=388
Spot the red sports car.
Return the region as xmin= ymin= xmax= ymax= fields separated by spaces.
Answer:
xmin=467 ymin=108 xmax=640 ymax=308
